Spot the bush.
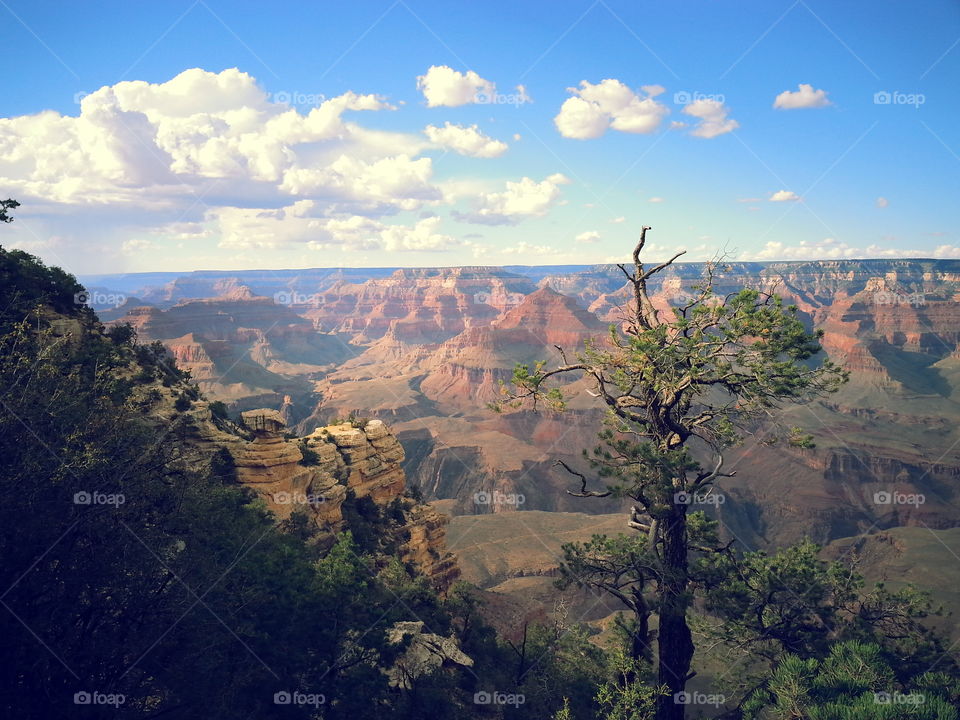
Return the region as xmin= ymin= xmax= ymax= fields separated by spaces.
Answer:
xmin=209 ymin=400 xmax=229 ymax=420
xmin=298 ymin=441 xmax=320 ymax=466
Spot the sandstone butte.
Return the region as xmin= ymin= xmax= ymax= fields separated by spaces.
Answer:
xmin=179 ymin=402 xmax=460 ymax=592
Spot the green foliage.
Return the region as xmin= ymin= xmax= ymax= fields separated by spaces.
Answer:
xmin=209 ymin=399 xmax=229 ymax=420
xmin=0 ymin=247 xmax=479 ymax=719
xmin=209 ymin=445 xmax=237 ymax=484
xmin=595 ymin=649 xmax=664 ymax=720
xmin=700 ymin=539 xmax=860 ymax=659
xmin=0 ymin=243 xmax=91 ymax=333
xmin=0 ymin=198 xmax=19 ymax=222
xmin=340 ymin=489 xmax=400 ymax=555
xmin=297 ymin=439 xmax=320 ymax=465
xmin=329 ymin=412 xmax=370 ymax=428
xmin=743 ymin=641 xmax=958 ymax=719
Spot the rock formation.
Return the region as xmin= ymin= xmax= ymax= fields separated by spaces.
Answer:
xmin=211 ymin=409 xmax=459 ymax=589
xmin=105 ymin=259 xmax=960 ymax=556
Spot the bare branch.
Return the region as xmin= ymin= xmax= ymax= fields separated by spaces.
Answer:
xmin=555 ymin=460 xmax=611 ymax=498
xmin=640 ymin=250 xmax=687 ymax=282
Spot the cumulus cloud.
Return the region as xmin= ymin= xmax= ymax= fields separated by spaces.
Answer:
xmin=279 ymin=153 xmax=441 ymax=211
xmin=682 ymin=99 xmax=738 ymax=138
xmin=453 ymin=173 xmax=571 ymax=225
xmin=554 ymin=79 xmax=669 ymax=139
xmin=381 ymin=216 xmax=459 ymax=251
xmin=0 ymin=67 xmax=443 ymax=219
xmin=769 ymin=190 xmax=800 ymax=202
xmin=212 ymin=200 xmax=458 ymax=252
xmin=648 ymin=197 xmax=664 ymax=203
xmin=424 ymin=122 xmax=507 ymax=158
xmin=876 ymin=196 xmax=889 ymax=208
xmin=773 ymin=83 xmax=832 ymax=110
xmin=416 ymin=65 xmax=495 ymax=107
xmin=576 ymin=230 xmax=601 ymax=243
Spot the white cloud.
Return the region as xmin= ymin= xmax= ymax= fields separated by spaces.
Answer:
xmin=416 ymin=65 xmax=495 ymax=107
xmin=453 ymin=173 xmax=571 ymax=225
xmin=501 ymin=241 xmax=559 ymax=256
xmin=576 ymin=230 xmax=601 ymax=243
xmin=554 ymin=79 xmax=669 ymax=139
xmin=424 ymin=122 xmax=507 ymax=158
xmin=0 ymin=67 xmax=442 ymax=221
xmin=609 ymin=216 xmax=626 ymax=223
xmin=739 ymin=237 xmax=953 ymax=261
xmin=648 ymin=197 xmax=665 ymax=203
xmin=876 ymin=196 xmax=889 ymax=208
xmin=380 ymin=216 xmax=459 ymax=251
xmin=742 ymin=238 xmax=856 ymax=260
xmin=682 ymin=99 xmax=738 ymax=138
xmin=212 ymin=200 xmax=458 ymax=252
xmin=121 ymin=238 xmax=153 ymax=255
xmin=279 ymin=153 xmax=441 ymax=212
xmin=769 ymin=190 xmax=800 ymax=202
xmin=773 ymin=83 xmax=832 ymax=110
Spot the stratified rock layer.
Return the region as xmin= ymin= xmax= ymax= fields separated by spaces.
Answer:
xmin=225 ymin=410 xmax=458 ymax=590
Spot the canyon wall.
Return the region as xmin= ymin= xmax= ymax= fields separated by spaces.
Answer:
xmin=106 ymin=259 xmax=960 ymax=551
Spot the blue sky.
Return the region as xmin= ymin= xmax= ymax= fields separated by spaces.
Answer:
xmin=1 ymin=0 xmax=959 ymax=273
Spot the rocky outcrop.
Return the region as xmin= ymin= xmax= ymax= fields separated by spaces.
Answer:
xmin=221 ymin=410 xmax=459 ymax=590
xmin=305 ymin=267 xmax=537 ymax=342
xmin=419 ymin=287 xmax=608 ymax=409
xmin=385 ymin=621 xmax=473 ymax=689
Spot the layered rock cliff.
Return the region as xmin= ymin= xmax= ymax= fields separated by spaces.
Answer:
xmin=189 ymin=406 xmax=460 ymax=590
xmin=102 ymin=259 xmax=960 ymax=554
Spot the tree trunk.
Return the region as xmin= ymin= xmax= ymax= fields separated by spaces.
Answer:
xmin=655 ymin=507 xmax=694 ymax=720
xmin=625 ymin=587 xmax=652 ymax=687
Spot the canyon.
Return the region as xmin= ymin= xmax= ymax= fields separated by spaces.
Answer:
xmin=98 ymin=259 xmax=960 ymax=609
